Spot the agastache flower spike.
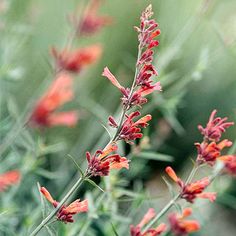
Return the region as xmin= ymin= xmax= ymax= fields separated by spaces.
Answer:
xmin=40 ymin=187 xmax=88 ymax=223
xmin=168 ymin=208 xmax=200 ymax=236
xmin=165 ymin=167 xmax=216 ymax=203
xmin=30 ymin=73 xmax=78 ymax=127
xmin=0 ymin=170 xmax=21 ymax=192
xmin=102 ymin=5 xmax=161 ymax=109
xmin=86 ymin=143 xmax=129 ymax=177
xmin=130 ymin=208 xmax=166 ymax=236
xmin=198 ymin=109 xmax=234 ymax=142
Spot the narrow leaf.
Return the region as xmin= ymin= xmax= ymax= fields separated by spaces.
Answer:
xmin=134 ymin=151 xmax=173 ymax=162
xmin=110 ymin=222 xmax=119 ymax=236
xmin=67 ymin=154 xmax=84 ymax=177
xmin=85 ymin=179 xmax=105 ymax=193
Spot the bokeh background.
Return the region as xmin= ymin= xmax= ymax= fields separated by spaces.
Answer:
xmin=0 ymin=0 xmax=236 ymax=235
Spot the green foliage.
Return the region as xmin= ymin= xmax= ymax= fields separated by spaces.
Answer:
xmin=0 ymin=0 xmax=236 ymax=235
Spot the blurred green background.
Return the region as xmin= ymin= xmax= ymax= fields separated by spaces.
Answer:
xmin=0 ymin=0 xmax=236 ymax=235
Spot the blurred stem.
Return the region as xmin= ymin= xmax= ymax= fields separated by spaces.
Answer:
xmin=30 ymin=176 xmax=84 ymax=236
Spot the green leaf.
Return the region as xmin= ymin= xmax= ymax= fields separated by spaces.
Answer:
xmin=37 ymin=182 xmax=47 ymax=218
xmin=101 ymin=123 xmax=112 ymax=139
xmin=110 ymin=222 xmax=119 ymax=236
xmin=85 ymin=179 xmax=105 ymax=193
xmin=134 ymin=151 xmax=174 ymax=162
xmin=67 ymin=154 xmax=84 ymax=177
xmin=162 ymin=176 xmax=175 ymax=198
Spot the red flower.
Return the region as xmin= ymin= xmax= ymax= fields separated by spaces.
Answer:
xmin=79 ymin=0 xmax=112 ymax=35
xmin=220 ymin=155 xmax=236 ymax=177
xmin=86 ymin=143 xmax=129 ymax=176
xmin=168 ymin=208 xmax=200 ymax=236
xmin=118 ymin=111 xmax=152 ymax=144
xmin=40 ymin=187 xmax=88 ymax=223
xmin=30 ymin=73 xmax=78 ymax=127
xmin=51 ymin=44 xmax=102 ymax=73
xmin=130 ymin=208 xmax=166 ymax=236
xmin=198 ymin=109 xmax=234 ymax=142
xmin=166 ymin=167 xmax=216 ymax=203
xmin=0 ymin=170 xmax=21 ymax=192
xmin=195 ymin=139 xmax=232 ymax=166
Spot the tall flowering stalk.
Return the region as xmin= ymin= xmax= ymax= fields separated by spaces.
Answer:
xmin=30 ymin=5 xmax=161 ymax=235
xmin=140 ymin=110 xmax=234 ymax=235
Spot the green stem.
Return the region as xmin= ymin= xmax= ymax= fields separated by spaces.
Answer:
xmin=29 ymin=176 xmax=84 ymax=236
xmin=142 ymin=194 xmax=180 ymax=232
xmin=142 ymin=164 xmax=200 ymax=232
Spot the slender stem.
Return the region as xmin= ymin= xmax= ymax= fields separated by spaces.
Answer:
xmin=185 ymin=164 xmax=199 ymax=184
xmin=111 ymin=43 xmax=143 ymax=143
xmin=30 ymin=22 xmax=144 ymax=236
xmin=142 ymin=194 xmax=180 ymax=232
xmin=30 ymin=176 xmax=84 ymax=236
xmin=142 ymin=164 xmax=200 ymax=232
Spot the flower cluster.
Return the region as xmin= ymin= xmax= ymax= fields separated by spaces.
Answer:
xmin=130 ymin=208 xmax=166 ymax=236
xmin=168 ymin=208 xmax=200 ymax=236
xmin=30 ymin=73 xmax=78 ymax=127
xmin=0 ymin=170 xmax=21 ymax=192
xmin=196 ymin=110 xmax=234 ymax=166
xmin=166 ymin=167 xmax=216 ymax=203
xmin=40 ymin=187 xmax=88 ymax=223
xmin=86 ymin=143 xmax=129 ymax=177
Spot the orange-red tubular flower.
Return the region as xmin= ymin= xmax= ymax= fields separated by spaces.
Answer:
xmin=51 ymin=44 xmax=102 ymax=73
xmin=86 ymin=143 xmax=129 ymax=177
xmin=30 ymin=73 xmax=78 ymax=127
xmin=198 ymin=110 xmax=234 ymax=142
xmin=169 ymin=208 xmax=200 ymax=236
xmin=165 ymin=167 xmax=216 ymax=203
xmin=0 ymin=170 xmax=21 ymax=192
xmin=195 ymin=139 xmax=232 ymax=166
xmin=77 ymin=0 xmax=112 ymax=36
xmin=40 ymin=187 xmax=88 ymax=223
xmin=130 ymin=208 xmax=166 ymax=236
xmin=117 ymin=111 xmax=152 ymax=144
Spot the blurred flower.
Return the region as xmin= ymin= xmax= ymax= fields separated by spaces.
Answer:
xmin=76 ymin=0 xmax=112 ymax=36
xmin=118 ymin=111 xmax=152 ymax=144
xmin=0 ymin=170 xmax=21 ymax=192
xmin=198 ymin=109 xmax=234 ymax=142
xmin=220 ymin=155 xmax=236 ymax=177
xmin=86 ymin=143 xmax=129 ymax=176
xmin=168 ymin=208 xmax=200 ymax=236
xmin=51 ymin=44 xmax=102 ymax=73
xmin=40 ymin=187 xmax=88 ymax=223
xmin=195 ymin=139 xmax=232 ymax=166
xmin=130 ymin=208 xmax=166 ymax=236
xmin=30 ymin=73 xmax=78 ymax=127
xmin=166 ymin=167 xmax=216 ymax=203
